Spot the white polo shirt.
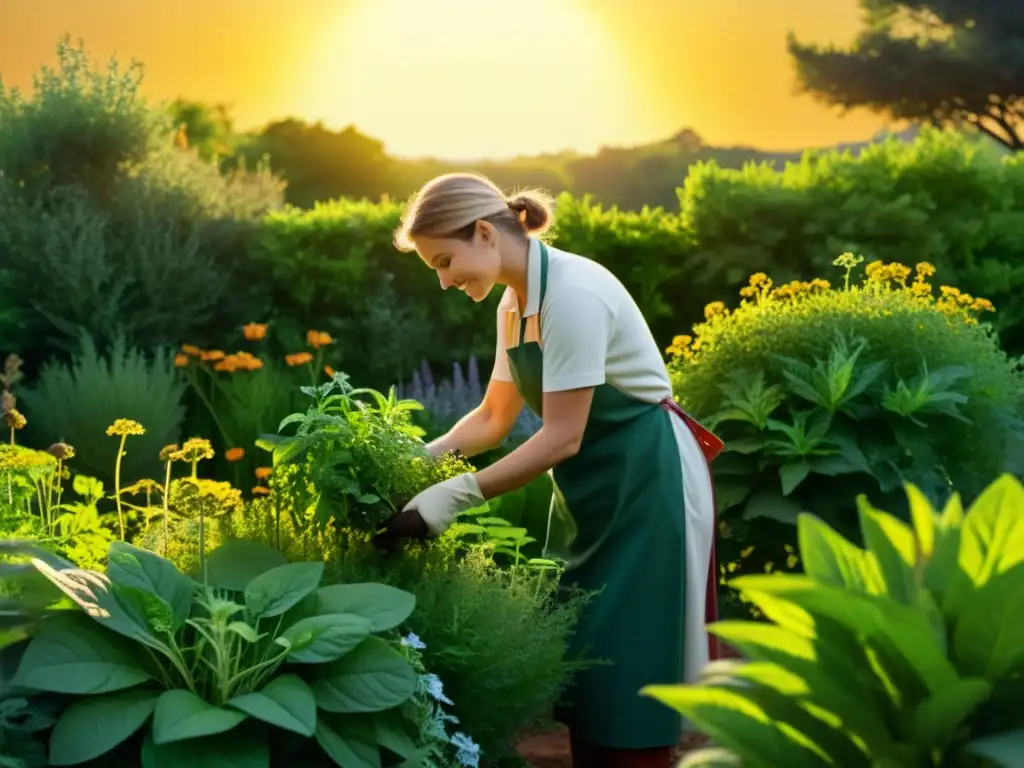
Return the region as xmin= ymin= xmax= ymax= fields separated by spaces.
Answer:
xmin=491 ymin=238 xmax=674 ymax=405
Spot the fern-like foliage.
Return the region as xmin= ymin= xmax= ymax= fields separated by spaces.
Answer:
xmin=18 ymin=331 xmax=186 ymax=488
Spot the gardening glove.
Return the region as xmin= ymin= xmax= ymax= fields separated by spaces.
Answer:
xmin=402 ymin=473 xmax=485 ymax=536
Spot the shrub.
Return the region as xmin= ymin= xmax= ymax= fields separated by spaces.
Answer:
xmin=18 ymin=332 xmax=187 ymax=490
xmin=0 ymin=38 xmax=283 ymax=359
xmin=645 ymin=474 xmax=1024 ymax=767
xmin=667 ymin=256 xmax=1024 ymax=591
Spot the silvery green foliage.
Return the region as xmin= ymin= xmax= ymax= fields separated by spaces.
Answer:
xmin=398 ymin=358 xmax=541 ymax=445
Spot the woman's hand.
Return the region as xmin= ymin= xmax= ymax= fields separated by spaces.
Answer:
xmin=372 ymin=473 xmax=485 ymax=549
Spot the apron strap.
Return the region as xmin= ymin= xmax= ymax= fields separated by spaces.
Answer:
xmin=518 ymin=241 xmax=550 ymax=346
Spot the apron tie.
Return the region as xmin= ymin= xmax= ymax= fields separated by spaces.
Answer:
xmin=659 ymin=397 xmax=723 ymax=661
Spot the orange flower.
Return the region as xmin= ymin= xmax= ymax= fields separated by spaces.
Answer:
xmin=243 ymin=322 xmax=268 ymax=341
xmin=215 ymin=352 xmax=264 ymax=373
xmin=181 ymin=344 xmax=203 ymax=357
xmin=174 ymin=354 xmax=189 ymax=368
xmin=255 ymin=467 xmax=272 ymax=480
xmin=306 ymin=330 xmax=333 ymax=349
xmin=286 ymin=352 xmax=314 ymax=366
xmin=252 ymin=486 xmax=271 ymax=496
xmin=225 ymin=447 xmax=245 ymax=462
xmin=201 ymin=350 xmax=226 ymax=362
xmin=324 ymin=365 xmax=335 ymax=378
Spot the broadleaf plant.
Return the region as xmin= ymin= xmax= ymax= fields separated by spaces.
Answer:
xmin=643 ymin=474 xmax=1024 ymax=767
xmin=9 ymin=538 xmax=427 ymax=766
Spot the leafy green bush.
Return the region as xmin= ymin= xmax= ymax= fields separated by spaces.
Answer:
xmin=9 ymin=539 xmax=447 ymax=767
xmin=667 ymin=256 xmax=1024 ymax=593
xmin=645 ymin=474 xmax=1024 ymax=767
xmin=258 ymin=374 xmax=473 ymax=534
xmin=0 ymin=37 xmax=283 ymax=359
xmin=18 ymin=332 xmax=187 ymax=490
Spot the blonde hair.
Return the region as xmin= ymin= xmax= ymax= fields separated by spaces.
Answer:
xmin=394 ymin=172 xmax=554 ymax=252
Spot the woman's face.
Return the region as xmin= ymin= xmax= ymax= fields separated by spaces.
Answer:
xmin=414 ymin=222 xmax=502 ymax=303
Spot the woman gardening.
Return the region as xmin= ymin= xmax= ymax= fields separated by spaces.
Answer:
xmin=374 ymin=172 xmax=721 ymax=768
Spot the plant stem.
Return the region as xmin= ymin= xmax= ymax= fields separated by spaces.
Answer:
xmin=162 ymin=460 xmax=172 ymax=557
xmin=188 ymin=367 xmax=235 ymax=447
xmin=114 ymin=434 xmax=127 ymax=541
xmin=199 ymin=511 xmax=206 ymax=585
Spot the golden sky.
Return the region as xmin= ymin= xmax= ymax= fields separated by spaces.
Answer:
xmin=0 ymin=0 xmax=892 ymax=160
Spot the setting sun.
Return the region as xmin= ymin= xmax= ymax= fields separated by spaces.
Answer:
xmin=297 ymin=0 xmax=655 ymax=159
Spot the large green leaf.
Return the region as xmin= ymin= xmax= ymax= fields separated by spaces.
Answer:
xmin=28 ymin=558 xmax=170 ymax=653
xmin=963 ymin=729 xmax=1024 ymax=767
xmin=904 ymin=484 xmax=936 ymax=559
xmin=281 ymin=613 xmax=372 ymax=664
xmin=911 ymin=677 xmax=991 ymax=751
xmin=151 ymin=689 xmax=246 ymax=744
xmin=952 ymin=566 xmax=1024 ymax=679
xmin=228 ymin=674 xmax=317 ymax=737
xmin=797 ymin=513 xmax=882 ymax=594
xmin=959 ymin=474 xmax=1024 ymax=585
xmin=373 ymin=708 xmax=418 ymax=760
xmin=140 ymin=731 xmax=269 ymax=767
xmin=204 ymin=541 xmax=289 ymax=593
xmin=734 ymin=576 xmax=959 ymax=695
xmin=312 ymin=636 xmax=417 ymax=713
xmin=857 ymin=500 xmax=916 ymax=605
xmin=779 ymin=462 xmax=811 ymax=496
xmin=11 ymin=614 xmax=151 ymax=694
xmin=316 ymin=583 xmax=416 ymax=632
xmin=678 ymin=746 xmax=742 ymax=767
xmin=244 ymin=562 xmax=324 ymax=619
xmin=708 ymin=621 xmax=897 ymax=758
xmin=315 ymin=714 xmax=382 ymax=768
xmin=106 ymin=542 xmax=193 ymax=630
xmin=49 ymin=689 xmax=158 ymax=765
xmin=641 ymin=684 xmax=830 ymax=767
xmin=742 ymin=489 xmax=802 ymax=525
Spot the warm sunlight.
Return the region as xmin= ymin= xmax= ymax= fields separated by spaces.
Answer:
xmin=298 ymin=0 xmax=655 ymax=159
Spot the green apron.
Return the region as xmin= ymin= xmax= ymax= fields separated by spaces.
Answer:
xmin=505 ymin=243 xmax=688 ymax=749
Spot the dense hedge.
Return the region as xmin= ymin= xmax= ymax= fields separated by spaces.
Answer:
xmin=228 ymin=129 xmax=1024 ymax=389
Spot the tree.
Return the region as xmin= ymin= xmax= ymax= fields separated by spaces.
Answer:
xmin=788 ymin=1 xmax=1024 ymax=151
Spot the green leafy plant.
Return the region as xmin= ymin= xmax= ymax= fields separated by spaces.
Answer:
xmin=644 ymin=474 xmax=1024 ymax=767
xmin=257 ymin=372 xmax=473 ymax=534
xmin=668 ymin=258 xmax=1024 ymax=603
xmin=9 ymin=538 xmax=432 ymax=766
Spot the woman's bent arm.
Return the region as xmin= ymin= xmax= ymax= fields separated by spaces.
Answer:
xmin=427 ymin=379 xmax=525 ymax=458
xmin=473 ymin=388 xmax=593 ymax=499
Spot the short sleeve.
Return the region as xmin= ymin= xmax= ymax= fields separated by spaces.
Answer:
xmin=490 ymin=289 xmax=515 ymax=383
xmin=540 ymin=287 xmax=612 ymax=392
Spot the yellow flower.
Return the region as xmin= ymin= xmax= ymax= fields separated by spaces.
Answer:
xmin=2 ymin=408 xmax=26 ymax=431
xmin=160 ymin=444 xmax=180 ymax=462
xmin=832 ymin=252 xmax=864 ymax=270
xmin=181 ymin=345 xmax=203 ymax=357
xmin=915 ymin=262 xmax=936 ymax=279
xmin=286 ymin=352 xmax=314 ymax=367
xmin=225 ymin=447 xmax=245 ymax=462
xmin=306 ymin=330 xmax=333 ymax=349
xmin=749 ymin=273 xmax=768 ymax=287
xmin=255 ymin=466 xmax=272 ymax=480
xmin=703 ymin=301 xmax=727 ymax=320
xmin=971 ymin=298 xmax=995 ymax=313
xmin=174 ymin=353 xmax=189 ymax=368
xmin=252 ymin=486 xmax=271 ymax=496
xmin=243 ymin=322 xmax=268 ymax=341
xmin=106 ymin=419 xmax=145 ymax=437
xmin=200 ymin=350 xmax=226 ymax=362
xmin=173 ymin=437 xmax=215 ymax=463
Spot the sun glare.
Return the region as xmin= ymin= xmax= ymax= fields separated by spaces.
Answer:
xmin=297 ymin=0 xmax=651 ymax=160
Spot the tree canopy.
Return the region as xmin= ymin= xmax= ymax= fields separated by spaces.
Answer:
xmin=788 ymin=0 xmax=1024 ymax=150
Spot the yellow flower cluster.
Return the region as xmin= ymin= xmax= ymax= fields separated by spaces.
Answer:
xmin=665 ymin=256 xmax=997 ymax=363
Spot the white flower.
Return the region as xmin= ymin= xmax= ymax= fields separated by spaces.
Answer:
xmin=421 ymin=673 xmax=453 ymax=705
xmin=401 ymin=632 xmax=427 ymax=650
xmin=450 ymin=732 xmax=481 ymax=768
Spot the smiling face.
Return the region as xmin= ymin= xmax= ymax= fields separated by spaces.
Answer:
xmin=413 ymin=221 xmax=503 ymax=303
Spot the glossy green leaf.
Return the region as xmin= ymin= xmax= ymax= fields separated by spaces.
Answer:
xmin=797 ymin=513 xmax=882 ymax=594
xmin=780 ymin=462 xmax=811 ymax=496
xmin=49 ymin=689 xmax=158 ymax=765
xmin=312 ymin=636 xmax=417 ymax=713
xmin=641 ymin=684 xmax=829 ymax=767
xmin=315 ymin=714 xmax=382 ymax=768
xmin=152 ymin=689 xmax=246 ymax=744
xmin=316 ymin=583 xmax=416 ymax=632
xmin=959 ymin=475 xmax=1024 ymax=585
xmin=106 ymin=542 xmax=193 ymax=630
xmin=228 ymin=674 xmax=317 ymax=737
xmin=11 ymin=614 xmax=151 ymax=694
xmin=678 ymin=746 xmax=743 ymax=767
xmin=953 ymin=566 xmax=1024 ymax=679
xmin=373 ymin=708 xmax=418 ymax=759
xmin=857 ymin=500 xmax=916 ymax=605
xmin=911 ymin=677 xmax=991 ymax=751
xmin=140 ymin=731 xmax=269 ymax=767
xmin=244 ymin=562 xmax=323 ymax=619
xmin=281 ymin=613 xmax=372 ymax=664
xmin=204 ymin=541 xmax=289 ymax=593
